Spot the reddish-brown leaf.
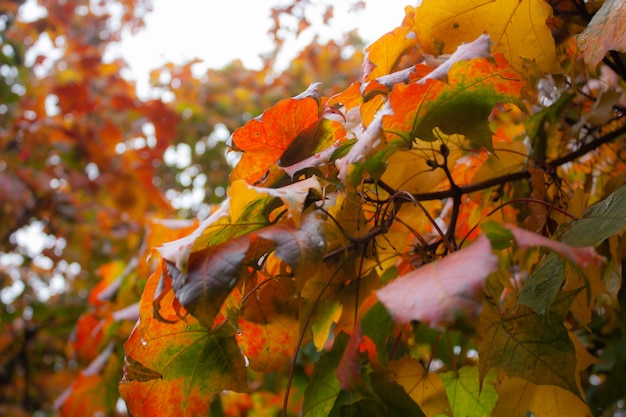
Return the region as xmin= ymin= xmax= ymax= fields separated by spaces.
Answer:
xmin=376 ymin=235 xmax=497 ymax=330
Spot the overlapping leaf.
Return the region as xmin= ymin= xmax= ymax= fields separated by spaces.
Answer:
xmin=119 ymin=260 xmax=248 ymax=417
xmin=414 ymin=0 xmax=561 ymax=73
xmin=492 ymin=376 xmax=592 ymax=417
xmin=577 ymin=0 xmax=626 ymax=67
xmin=229 ymin=84 xmax=321 ymax=184
xmin=440 ymin=366 xmax=498 ymax=417
xmin=237 ymin=264 xmax=300 ymax=372
xmin=164 ymin=212 xmax=327 ymax=328
xmin=383 ymin=54 xmax=525 ymax=151
xmin=362 ymin=7 xmax=417 ymax=82
xmin=387 ymin=356 xmax=452 ymax=416
xmin=479 ymin=290 xmax=581 ymax=396
xmin=518 ymin=185 xmax=626 ymax=313
xmin=377 ymin=235 xmax=497 ymax=330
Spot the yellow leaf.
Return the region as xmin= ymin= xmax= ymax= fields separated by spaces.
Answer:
xmin=414 ymin=0 xmax=561 ymax=74
xmin=363 ymin=6 xmax=417 ymax=81
xmin=492 ymin=375 xmax=592 ymax=417
xmin=569 ymin=329 xmax=602 ymax=395
xmin=381 ymin=149 xmax=448 ymax=194
xmin=387 ymin=356 xmax=452 ymax=417
xmin=472 ymin=141 xmax=528 ymax=184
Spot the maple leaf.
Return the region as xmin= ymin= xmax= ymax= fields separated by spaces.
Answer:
xmin=387 ymin=356 xmax=452 ymax=416
xmin=414 ymin=0 xmax=561 ymax=73
xmin=492 ymin=376 xmax=592 ymax=417
xmin=440 ymin=366 xmax=498 ymax=417
xmin=362 ymin=7 xmax=417 ymax=82
xmin=229 ymin=84 xmax=321 ymax=184
xmin=55 ymin=342 xmax=119 ymax=416
xmin=577 ymin=0 xmax=626 ymax=67
xmin=518 ymin=185 xmax=626 ymax=313
xmin=383 ymin=53 xmax=525 ymax=151
xmin=479 ymin=290 xmax=581 ymax=397
xmin=301 ymin=333 xmax=349 ymax=416
xmin=249 ymin=176 xmax=323 ymax=226
xmin=165 ymin=213 xmax=326 ymax=329
xmin=119 ymin=263 xmax=248 ymax=417
xmin=376 ymin=235 xmax=497 ymax=330
xmin=336 ymin=300 xmax=394 ymax=391
xmin=237 ymin=266 xmax=300 ymax=373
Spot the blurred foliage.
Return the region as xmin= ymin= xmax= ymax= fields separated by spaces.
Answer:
xmin=0 ymin=0 xmax=364 ymax=415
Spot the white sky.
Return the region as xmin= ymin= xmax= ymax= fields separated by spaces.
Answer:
xmin=119 ymin=0 xmax=413 ymax=94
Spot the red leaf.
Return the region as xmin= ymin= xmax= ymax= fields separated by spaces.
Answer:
xmin=376 ymin=235 xmax=497 ymax=330
xmin=229 ymin=84 xmax=321 ymax=184
xmin=507 ymin=224 xmax=604 ymax=267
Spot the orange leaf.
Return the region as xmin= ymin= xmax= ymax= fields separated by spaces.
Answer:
xmin=229 ymin=85 xmax=321 ymax=184
xmin=363 ymin=7 xmax=417 ymax=81
xmin=119 ymin=259 xmax=248 ymax=417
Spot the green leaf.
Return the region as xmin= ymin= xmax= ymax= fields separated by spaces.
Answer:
xmin=481 ymin=221 xmax=515 ymax=250
xmin=560 ymin=184 xmax=626 ymax=247
xmin=383 ymin=55 xmax=525 ymax=151
xmin=518 ymin=185 xmax=626 ymax=313
xmin=479 ymin=290 xmax=582 ymax=397
xmin=369 ymin=371 xmax=427 ymax=417
xmin=517 ymin=253 xmax=566 ymax=314
xmin=440 ymin=366 xmax=498 ymax=417
xmin=360 ymin=301 xmax=395 ymax=367
xmin=302 ymin=333 xmax=349 ymax=416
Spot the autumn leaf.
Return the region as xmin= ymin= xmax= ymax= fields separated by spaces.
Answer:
xmin=440 ymin=366 xmax=498 ymax=417
xmin=383 ymin=54 xmax=525 ymax=151
xmin=387 ymin=356 xmax=452 ymax=416
xmin=336 ymin=300 xmax=394 ymax=391
xmin=518 ymin=186 xmax=626 ymax=313
xmin=229 ymin=84 xmax=321 ymax=184
xmin=492 ymin=376 xmax=592 ymax=417
xmin=166 ymin=233 xmax=251 ymax=329
xmin=249 ymin=176 xmax=323 ymax=226
xmin=577 ymin=0 xmax=626 ymax=67
xmin=414 ymin=0 xmax=561 ymax=73
xmin=479 ymin=290 xmax=581 ymax=397
xmin=237 ymin=268 xmax=300 ymax=373
xmin=376 ymin=235 xmax=497 ymax=330
xmin=166 ymin=213 xmax=327 ymax=328
xmin=119 ymin=263 xmax=248 ymax=417
xmin=279 ymin=108 xmax=348 ymax=168
xmin=56 ymin=342 xmax=120 ymax=416
xmin=301 ymin=333 xmax=349 ymax=416
xmin=362 ymin=6 xmax=417 ymax=81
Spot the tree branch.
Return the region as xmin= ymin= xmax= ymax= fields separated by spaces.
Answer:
xmin=412 ymin=122 xmax=626 ymax=202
